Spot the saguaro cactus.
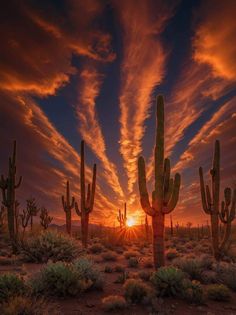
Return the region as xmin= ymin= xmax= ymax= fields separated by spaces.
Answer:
xmin=0 ymin=141 xmax=22 ymax=245
xmin=199 ymin=140 xmax=220 ymax=259
xmin=75 ymin=140 xmax=96 ymax=248
xmin=138 ymin=95 xmax=181 ymax=269
xmin=117 ymin=203 xmax=127 ymax=228
xmin=62 ymin=181 xmax=74 ymax=235
xmin=145 ymin=215 xmax=149 ymax=241
xmin=219 ymin=187 xmax=236 ymax=251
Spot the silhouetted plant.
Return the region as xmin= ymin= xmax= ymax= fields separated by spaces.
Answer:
xmin=40 ymin=207 xmax=53 ymax=230
xmin=0 ymin=141 xmax=22 ymax=249
xmin=117 ymin=203 xmax=127 ymax=228
xmin=138 ymin=96 xmax=181 ymax=268
xmin=61 ymin=180 xmax=74 ymax=235
xmin=75 ymin=141 xmax=96 ymax=248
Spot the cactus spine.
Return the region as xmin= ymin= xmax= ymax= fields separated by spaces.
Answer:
xmin=62 ymin=181 xmax=74 ymax=235
xmin=138 ymin=95 xmax=181 ymax=269
xmin=117 ymin=203 xmax=127 ymax=228
xmin=0 ymin=141 xmax=22 ymax=247
xmin=219 ymin=187 xmax=236 ymax=251
xmin=75 ymin=140 xmax=96 ymax=248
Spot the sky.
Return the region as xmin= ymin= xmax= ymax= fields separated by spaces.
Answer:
xmin=0 ymin=0 xmax=236 ymax=227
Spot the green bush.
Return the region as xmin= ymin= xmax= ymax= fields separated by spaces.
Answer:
xmin=182 ymin=280 xmax=204 ymax=304
xmin=20 ymin=231 xmax=79 ymax=263
xmin=114 ymin=271 xmax=129 ymax=284
xmin=114 ymin=265 xmax=125 ymax=273
xmin=124 ymin=279 xmax=150 ymax=303
xmin=218 ymin=264 xmax=236 ymax=291
xmin=128 ymin=257 xmax=139 ymax=268
xmin=102 ymin=295 xmax=127 ymax=311
xmin=138 ymin=270 xmax=152 ymax=282
xmin=0 ymin=274 xmax=27 ymax=303
xmin=166 ymin=249 xmax=179 ymax=260
xmin=104 ymin=265 xmax=113 ymax=273
xmin=151 ymin=267 xmax=185 ymax=297
xmin=174 ymin=258 xmax=203 ymax=280
xmin=74 ymin=257 xmax=103 ymax=290
xmin=0 ymin=296 xmax=56 ymax=315
xmin=207 ymin=284 xmax=231 ymax=301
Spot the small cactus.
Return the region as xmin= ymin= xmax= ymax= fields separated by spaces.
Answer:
xmin=117 ymin=203 xmax=127 ymax=228
xmin=138 ymin=95 xmax=181 ymax=269
xmin=62 ymin=181 xmax=74 ymax=235
xmin=0 ymin=141 xmax=22 ymax=249
xmin=75 ymin=140 xmax=96 ymax=248
xmin=40 ymin=207 xmax=53 ymax=230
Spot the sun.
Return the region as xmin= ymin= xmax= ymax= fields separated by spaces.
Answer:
xmin=127 ymin=217 xmax=135 ymax=227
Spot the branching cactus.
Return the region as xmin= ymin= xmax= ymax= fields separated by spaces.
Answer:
xmin=199 ymin=140 xmax=220 ymax=259
xmin=40 ymin=207 xmax=53 ymax=230
xmin=219 ymin=187 xmax=236 ymax=251
xmin=75 ymin=140 xmax=96 ymax=248
xmin=62 ymin=180 xmax=74 ymax=235
xmin=117 ymin=203 xmax=127 ymax=228
xmin=138 ymin=95 xmax=181 ymax=269
xmin=145 ymin=214 xmax=149 ymax=241
xmin=0 ymin=141 xmax=22 ymax=246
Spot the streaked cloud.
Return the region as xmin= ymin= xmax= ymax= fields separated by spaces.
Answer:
xmin=76 ymin=64 xmax=124 ymax=199
xmin=114 ymin=0 xmax=176 ymax=195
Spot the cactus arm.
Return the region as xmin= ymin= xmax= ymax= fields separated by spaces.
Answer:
xmin=70 ymin=196 xmax=75 ymax=209
xmin=164 ymin=178 xmax=173 ymax=205
xmin=15 ymin=176 xmax=22 ymax=188
xmin=75 ymin=201 xmax=81 ymax=216
xmin=229 ymin=189 xmax=236 ymax=221
xmin=163 ymin=173 xmax=181 ymax=214
xmin=61 ymin=195 xmax=65 ymax=209
xmin=163 ymin=158 xmax=170 ymax=195
xmin=138 ymin=156 xmax=155 ymax=216
xmin=199 ymin=167 xmax=211 ymax=214
xmin=219 ymin=201 xmax=227 ymax=223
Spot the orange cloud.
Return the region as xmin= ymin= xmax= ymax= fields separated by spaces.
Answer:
xmin=0 ymin=0 xmax=114 ymax=96
xmin=194 ymin=0 xmax=236 ymax=80
xmin=114 ymin=0 xmax=176 ymax=195
xmin=0 ymin=91 xmax=117 ymax=225
xmin=76 ymin=64 xmax=124 ymax=199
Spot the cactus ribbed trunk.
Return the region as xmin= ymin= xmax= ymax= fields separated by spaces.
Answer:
xmin=138 ymin=96 xmax=181 ymax=269
xmin=0 ymin=141 xmax=22 ymax=251
xmin=75 ymin=141 xmax=96 ymax=248
xmin=211 ymin=213 xmax=220 ymax=259
xmin=152 ymin=213 xmax=165 ymax=268
xmin=62 ymin=180 xmax=74 ymax=236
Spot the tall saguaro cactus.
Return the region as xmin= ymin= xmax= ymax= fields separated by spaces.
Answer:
xmin=138 ymin=95 xmax=181 ymax=269
xmin=219 ymin=187 xmax=236 ymax=251
xmin=62 ymin=181 xmax=74 ymax=235
xmin=199 ymin=140 xmax=220 ymax=259
xmin=199 ymin=140 xmax=235 ymax=259
xmin=0 ymin=141 xmax=22 ymax=246
xmin=117 ymin=203 xmax=127 ymax=228
xmin=75 ymin=140 xmax=96 ymax=248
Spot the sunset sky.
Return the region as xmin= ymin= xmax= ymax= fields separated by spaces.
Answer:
xmin=0 ymin=0 xmax=236 ymax=227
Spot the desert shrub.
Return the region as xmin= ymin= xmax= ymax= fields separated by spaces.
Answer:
xmin=138 ymin=270 xmax=152 ymax=282
xmin=201 ymin=270 xmax=217 ymax=284
xmin=124 ymin=251 xmax=139 ymax=259
xmin=102 ymin=295 xmax=127 ymax=311
xmin=0 ymin=296 xmax=56 ymax=315
xmin=124 ymin=279 xmax=150 ymax=303
xmin=207 ymin=284 xmax=231 ymax=301
xmin=104 ymin=265 xmax=113 ymax=273
xmin=128 ymin=257 xmax=139 ymax=268
xmin=182 ymin=280 xmax=204 ymax=304
xmin=114 ymin=271 xmax=129 ymax=284
xmin=32 ymin=262 xmax=82 ymax=297
xmin=217 ymin=264 xmax=236 ymax=291
xmin=143 ymin=259 xmax=153 ymax=268
xmin=89 ymin=244 xmax=103 ymax=254
xmin=114 ymin=265 xmax=125 ymax=273
xmin=166 ymin=249 xmax=179 ymax=260
xmin=174 ymin=258 xmax=202 ymax=281
xmin=20 ymin=230 xmax=79 ymax=263
xmin=0 ymin=274 xmax=27 ymax=303
xmin=74 ymin=257 xmax=103 ymax=290
xmin=199 ymin=254 xmax=214 ymax=270
xmin=102 ymin=251 xmax=117 ymax=262
xmin=151 ymin=267 xmax=185 ymax=297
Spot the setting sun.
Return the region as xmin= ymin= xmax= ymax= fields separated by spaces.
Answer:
xmin=127 ymin=217 xmax=135 ymax=227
